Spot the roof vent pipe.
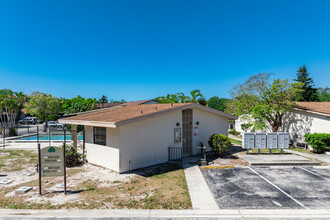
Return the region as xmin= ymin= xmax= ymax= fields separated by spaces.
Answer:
xmin=141 ymin=109 xmax=143 ymax=114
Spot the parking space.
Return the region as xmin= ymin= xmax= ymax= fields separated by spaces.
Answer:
xmin=201 ymin=166 xmax=330 ymax=209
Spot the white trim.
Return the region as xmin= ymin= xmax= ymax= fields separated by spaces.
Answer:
xmin=58 ymin=119 xmax=116 ymax=128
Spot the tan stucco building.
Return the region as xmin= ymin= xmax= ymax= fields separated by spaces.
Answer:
xmin=59 ymin=103 xmax=236 ymax=173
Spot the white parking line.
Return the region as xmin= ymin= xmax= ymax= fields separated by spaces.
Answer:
xmin=248 ymin=167 xmax=307 ymax=209
xmin=298 ymin=166 xmax=330 ymax=182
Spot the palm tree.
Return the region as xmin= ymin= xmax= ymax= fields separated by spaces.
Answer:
xmin=168 ymin=93 xmax=184 ymax=103
xmin=189 ymin=89 xmax=204 ymax=103
xmin=155 ymin=96 xmax=171 ymax=103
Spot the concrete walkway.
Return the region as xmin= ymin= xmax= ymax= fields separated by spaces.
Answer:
xmin=1 ymin=209 xmax=330 ymax=219
xmin=182 ymin=158 xmax=219 ymax=210
xmin=228 ymin=134 xmax=242 ymax=142
xmin=239 ymin=153 xmax=321 ymax=166
xmin=285 ymin=149 xmax=330 ymax=164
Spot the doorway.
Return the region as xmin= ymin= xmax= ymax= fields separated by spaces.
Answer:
xmin=182 ymin=109 xmax=193 ymax=156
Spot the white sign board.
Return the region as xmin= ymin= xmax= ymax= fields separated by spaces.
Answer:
xmin=278 ymin=133 xmax=290 ymax=149
xmin=243 ymin=133 xmax=255 ymax=149
xmin=255 ymin=133 xmax=267 ymax=149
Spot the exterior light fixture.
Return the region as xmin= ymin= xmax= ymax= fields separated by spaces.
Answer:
xmin=176 ymin=122 xmax=180 ymax=127
xmin=196 ymin=121 xmax=199 ymax=125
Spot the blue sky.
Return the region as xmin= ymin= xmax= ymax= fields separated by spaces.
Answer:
xmin=1 ymin=0 xmax=330 ymax=101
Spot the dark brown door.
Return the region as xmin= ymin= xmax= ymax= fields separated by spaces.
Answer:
xmin=182 ymin=109 xmax=193 ymax=156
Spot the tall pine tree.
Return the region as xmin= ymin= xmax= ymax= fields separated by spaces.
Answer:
xmin=294 ymin=65 xmax=319 ymax=101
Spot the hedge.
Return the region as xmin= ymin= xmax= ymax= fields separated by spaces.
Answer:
xmin=304 ymin=133 xmax=330 ymax=153
xmin=208 ymin=134 xmax=232 ymax=156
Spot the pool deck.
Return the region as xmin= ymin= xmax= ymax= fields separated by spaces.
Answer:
xmin=1 ymin=134 xmax=80 ymax=150
xmin=0 ymin=142 xmax=65 ymax=150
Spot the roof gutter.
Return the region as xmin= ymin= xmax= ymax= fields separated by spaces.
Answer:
xmin=293 ymin=108 xmax=330 ymax=118
xmin=58 ymin=119 xmax=116 ymax=128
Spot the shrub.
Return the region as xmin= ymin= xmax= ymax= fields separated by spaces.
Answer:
xmin=208 ymin=134 xmax=232 ymax=156
xmin=62 ymin=144 xmax=86 ymax=167
xmin=304 ymin=133 xmax=330 ymax=153
xmin=229 ymin=129 xmax=240 ymax=136
xmin=8 ymin=127 xmax=18 ymax=136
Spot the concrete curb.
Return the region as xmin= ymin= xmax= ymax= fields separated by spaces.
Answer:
xmin=1 ymin=209 xmax=330 ymax=219
xmin=248 ymin=161 xmax=321 ymax=166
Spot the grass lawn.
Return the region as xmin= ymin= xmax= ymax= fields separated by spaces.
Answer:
xmin=287 ymin=147 xmax=319 ymax=155
xmin=229 ymin=138 xmax=242 ymax=146
xmin=0 ymin=150 xmax=37 ymax=172
xmin=248 ymin=149 xmax=289 ymax=154
xmin=0 ymin=149 xmax=191 ymax=209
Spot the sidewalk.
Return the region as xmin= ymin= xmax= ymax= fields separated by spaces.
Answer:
xmin=285 ymin=149 xmax=330 ymax=164
xmin=228 ymin=134 xmax=242 ymax=142
xmin=182 ymin=157 xmax=219 ymax=210
xmin=1 ymin=209 xmax=330 ymax=219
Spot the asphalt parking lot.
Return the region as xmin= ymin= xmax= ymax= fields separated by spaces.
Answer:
xmin=202 ymin=166 xmax=330 ymax=209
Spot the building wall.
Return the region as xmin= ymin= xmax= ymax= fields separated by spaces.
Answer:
xmin=83 ymin=107 xmax=231 ymax=173
xmin=192 ymin=108 xmax=229 ymax=153
xmin=282 ymin=110 xmax=330 ymax=146
xmin=84 ymin=126 xmax=120 ymax=172
xmin=235 ymin=110 xmax=330 ymax=146
xmin=118 ymin=110 xmax=182 ymax=173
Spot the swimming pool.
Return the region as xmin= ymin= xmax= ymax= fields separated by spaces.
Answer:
xmin=14 ymin=134 xmax=84 ymax=141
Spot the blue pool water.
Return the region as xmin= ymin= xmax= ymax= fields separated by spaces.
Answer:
xmin=16 ymin=134 xmax=83 ymax=141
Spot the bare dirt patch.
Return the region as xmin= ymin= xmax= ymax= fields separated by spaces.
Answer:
xmin=0 ymin=149 xmax=191 ymax=209
xmin=206 ymin=145 xmax=249 ymax=167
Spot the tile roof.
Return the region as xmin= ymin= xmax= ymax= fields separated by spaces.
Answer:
xmin=295 ymin=102 xmax=330 ymax=115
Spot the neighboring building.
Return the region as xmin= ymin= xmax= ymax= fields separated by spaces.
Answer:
xmin=120 ymin=99 xmax=158 ymax=106
xmin=59 ymin=103 xmax=236 ymax=173
xmin=235 ymin=102 xmax=330 ymax=147
xmin=96 ymin=100 xmax=157 ymax=109
xmin=96 ymin=103 xmax=122 ymax=109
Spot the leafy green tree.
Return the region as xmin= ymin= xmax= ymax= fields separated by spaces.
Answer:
xmin=317 ymin=87 xmax=330 ymax=101
xmin=207 ymin=96 xmax=229 ymax=111
xmin=294 ymin=65 xmax=319 ymax=101
xmin=154 ymin=95 xmax=171 ymax=103
xmin=99 ymin=95 xmax=108 ymax=104
xmin=155 ymin=90 xmax=204 ymax=104
xmin=180 ymin=94 xmax=191 ymax=103
xmin=25 ymin=92 xmax=61 ymax=131
xmin=108 ymin=99 xmax=126 ymax=103
xmin=0 ymin=89 xmax=27 ymax=132
xmin=189 ymin=89 xmax=204 ymax=103
xmin=197 ymin=97 xmax=207 ymax=106
xmin=61 ymin=95 xmax=98 ymax=114
xmin=168 ymin=93 xmax=184 ymax=103
xmin=155 ymin=93 xmax=187 ymax=103
xmin=227 ymin=73 xmax=303 ymax=132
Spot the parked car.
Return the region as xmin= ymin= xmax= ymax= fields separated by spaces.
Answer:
xmin=45 ymin=121 xmax=65 ymax=129
xmin=18 ymin=117 xmax=38 ymax=124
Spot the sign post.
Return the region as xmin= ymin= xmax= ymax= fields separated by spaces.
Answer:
xmin=38 ymin=132 xmax=67 ymax=195
xmin=63 ymin=129 xmax=67 ymax=195
xmin=38 ymin=143 xmax=41 ymax=195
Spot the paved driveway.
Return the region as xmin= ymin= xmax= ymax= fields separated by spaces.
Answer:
xmin=202 ymin=166 xmax=330 ymax=209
